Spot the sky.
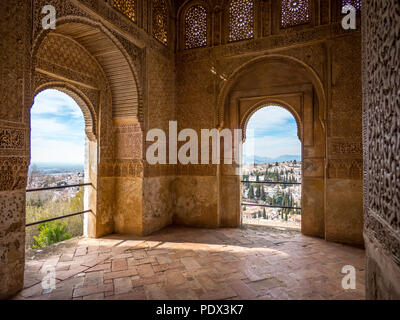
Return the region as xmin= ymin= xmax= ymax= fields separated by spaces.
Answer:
xmin=30 ymin=91 xmax=299 ymax=164
xmin=243 ymin=106 xmax=301 ymax=159
xmin=31 ymin=89 xmax=85 ymax=164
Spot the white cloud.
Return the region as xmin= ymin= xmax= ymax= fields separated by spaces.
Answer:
xmin=30 ymin=89 xmax=85 ymax=164
xmin=246 ymin=106 xmax=297 ymax=132
xmin=243 ymin=106 xmax=301 ymax=158
xmin=31 ymin=137 xmax=84 ymax=164
xmin=32 ymin=89 xmax=84 ymax=118
xmin=243 ymin=135 xmax=301 ymax=158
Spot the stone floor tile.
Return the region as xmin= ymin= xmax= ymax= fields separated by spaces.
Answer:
xmin=143 ymin=283 xmax=169 ymax=300
xmin=73 ymin=283 xmax=113 ymax=298
xmin=103 ymin=268 xmax=138 ymax=281
xmin=113 ymin=277 xmax=133 ymax=295
xmin=15 ymin=226 xmax=366 ymax=300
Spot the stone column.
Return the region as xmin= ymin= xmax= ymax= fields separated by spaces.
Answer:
xmin=325 ymin=31 xmax=364 ymax=246
xmin=0 ymin=0 xmax=32 ymax=299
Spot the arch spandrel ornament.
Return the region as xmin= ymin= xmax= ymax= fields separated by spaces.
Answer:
xmin=217 ymin=54 xmax=326 ymax=131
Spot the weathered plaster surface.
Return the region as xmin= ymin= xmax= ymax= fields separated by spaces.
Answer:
xmin=362 ymin=0 xmax=400 ymax=299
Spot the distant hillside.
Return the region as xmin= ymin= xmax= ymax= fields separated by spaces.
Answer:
xmin=243 ymin=155 xmax=301 ymax=164
xmin=30 ymin=162 xmax=84 ymax=173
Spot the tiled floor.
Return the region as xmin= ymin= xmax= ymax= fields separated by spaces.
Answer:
xmin=14 ymin=226 xmax=365 ymax=300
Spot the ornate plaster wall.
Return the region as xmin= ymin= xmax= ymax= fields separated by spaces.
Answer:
xmin=362 ymin=0 xmax=400 ymax=299
xmin=0 ymin=0 xmax=177 ymax=298
xmin=0 ymin=0 xmax=369 ymax=299
xmin=0 ymin=0 xmax=32 ymax=300
xmin=175 ymin=0 xmax=364 ymax=246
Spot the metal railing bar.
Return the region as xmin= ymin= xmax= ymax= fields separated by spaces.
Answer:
xmin=241 ymin=181 xmax=301 ymax=185
xmin=26 ymin=183 xmax=92 ymax=193
xmin=241 ymin=203 xmax=302 ymax=210
xmin=25 ymin=210 xmax=92 ymax=227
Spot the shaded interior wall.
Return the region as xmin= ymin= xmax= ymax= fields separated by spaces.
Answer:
xmin=0 ymin=0 xmax=177 ymax=298
xmin=0 ymin=0 xmax=32 ymax=300
xmin=142 ymin=49 xmax=176 ymax=235
xmin=175 ymin=0 xmax=364 ymax=245
xmin=325 ymin=32 xmax=363 ymax=246
xmin=69 ymin=0 xmax=177 ymax=236
xmin=363 ymin=0 xmax=400 ymax=299
xmin=221 ymin=60 xmax=326 ymax=237
xmin=174 ymin=59 xmax=219 ymax=228
xmin=33 ymin=31 xmax=114 ymax=238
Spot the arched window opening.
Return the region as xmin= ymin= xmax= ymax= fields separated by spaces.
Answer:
xmin=185 ymin=5 xmax=208 ymax=49
xmin=241 ymin=106 xmax=302 ymax=230
xmin=342 ymin=0 xmax=362 ymax=11
xmin=152 ymin=0 xmax=169 ymax=45
xmin=112 ymin=0 xmax=137 ymax=23
xmin=281 ymin=0 xmax=311 ymax=28
xmin=228 ymin=0 xmax=255 ymax=42
xmin=26 ymin=89 xmax=91 ymax=250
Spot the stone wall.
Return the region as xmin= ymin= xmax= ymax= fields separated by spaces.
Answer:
xmin=0 ymin=0 xmax=32 ymax=300
xmin=0 ymin=0 xmax=177 ymax=298
xmin=362 ymin=0 xmax=400 ymax=299
xmin=142 ymin=49 xmax=176 ymax=235
xmin=175 ymin=0 xmax=364 ymax=246
xmin=0 ymin=0 xmax=370 ymax=299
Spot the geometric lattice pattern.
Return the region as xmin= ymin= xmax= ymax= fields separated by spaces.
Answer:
xmin=185 ymin=5 xmax=207 ymax=50
xmin=152 ymin=0 xmax=168 ymax=45
xmin=281 ymin=0 xmax=311 ymax=28
xmin=228 ymin=0 xmax=255 ymax=42
xmin=112 ymin=0 xmax=137 ymax=23
xmin=342 ymin=0 xmax=362 ymax=11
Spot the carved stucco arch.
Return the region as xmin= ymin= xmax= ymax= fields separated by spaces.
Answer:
xmin=240 ymin=99 xmax=303 ymax=143
xmin=217 ymin=54 xmax=326 ymax=129
xmin=34 ymin=82 xmax=98 ymax=142
xmin=32 ymin=15 xmax=143 ymax=124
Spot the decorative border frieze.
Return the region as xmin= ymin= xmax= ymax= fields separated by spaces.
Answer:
xmin=328 ymin=158 xmax=362 ymax=180
xmin=365 ymin=212 xmax=400 ymax=268
xmin=329 ymin=139 xmax=363 ymax=158
xmin=99 ymin=160 xmax=144 ymax=178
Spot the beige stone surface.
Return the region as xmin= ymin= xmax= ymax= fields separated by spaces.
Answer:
xmin=114 ymin=177 xmax=143 ymax=235
xmin=173 ymin=176 xmax=219 ymax=228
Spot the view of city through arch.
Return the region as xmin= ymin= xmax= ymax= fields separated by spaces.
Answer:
xmin=26 ymin=89 xmax=86 ymax=248
xmin=241 ymin=106 xmax=302 ymax=229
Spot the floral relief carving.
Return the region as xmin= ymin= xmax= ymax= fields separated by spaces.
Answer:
xmin=0 ymin=129 xmax=25 ymax=150
xmin=0 ymin=157 xmax=29 ymax=192
xmin=363 ymin=0 xmax=400 ymax=239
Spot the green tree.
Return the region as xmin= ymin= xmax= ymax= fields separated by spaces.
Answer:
xmin=249 ymin=186 xmax=255 ymax=199
xmin=256 ymin=184 xmax=261 ymax=198
xmin=32 ymin=221 xmax=72 ymax=249
xmin=261 ymin=186 xmax=266 ymax=201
